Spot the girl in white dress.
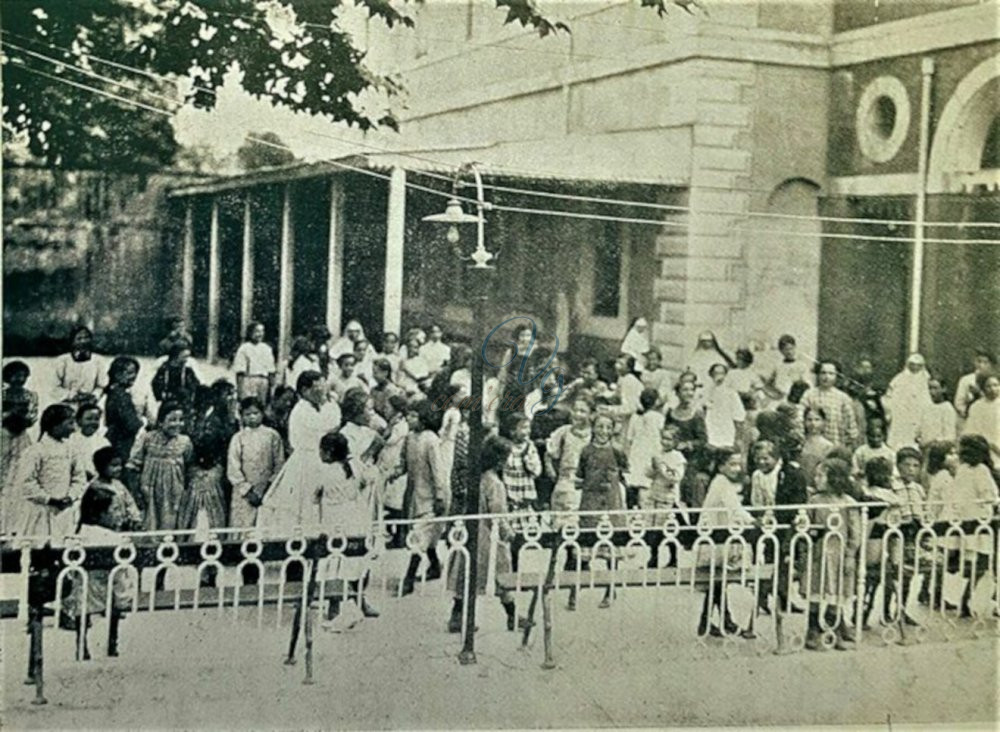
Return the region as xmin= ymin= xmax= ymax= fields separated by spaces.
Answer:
xmin=257 ymin=371 xmax=341 ymax=534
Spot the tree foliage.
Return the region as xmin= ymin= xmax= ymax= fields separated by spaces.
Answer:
xmin=1 ymin=0 xmax=698 ymax=171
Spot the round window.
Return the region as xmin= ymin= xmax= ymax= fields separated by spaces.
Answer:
xmin=856 ymin=76 xmax=911 ymax=163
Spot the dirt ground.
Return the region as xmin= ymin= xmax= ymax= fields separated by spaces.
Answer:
xmin=2 ymin=581 xmax=997 ymax=730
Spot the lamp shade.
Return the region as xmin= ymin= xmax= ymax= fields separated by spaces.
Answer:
xmin=422 ymin=198 xmax=480 ymax=224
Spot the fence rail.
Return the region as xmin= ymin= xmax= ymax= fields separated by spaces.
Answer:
xmin=2 ymin=499 xmax=998 ymax=704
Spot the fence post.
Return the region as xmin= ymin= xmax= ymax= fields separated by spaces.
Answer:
xmin=856 ymin=505 xmax=868 ymax=647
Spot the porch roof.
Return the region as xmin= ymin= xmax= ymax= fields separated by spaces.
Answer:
xmin=165 ymin=149 xmax=686 ymax=198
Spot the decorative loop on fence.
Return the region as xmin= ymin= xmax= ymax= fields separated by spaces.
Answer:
xmin=62 ymin=542 xmax=86 ymax=567
xmin=662 ymin=513 xmax=681 ymax=537
xmin=595 ymin=514 xmax=614 ymax=541
xmin=240 ymin=539 xmax=263 ymax=559
xmin=793 ymin=510 xmax=810 ymax=534
xmin=156 ymin=536 xmax=179 ymax=564
xmin=447 ymin=520 xmax=469 ymax=546
xmin=522 ymin=516 xmax=543 ymax=543
xmin=326 ymin=534 xmax=347 ymax=555
xmin=627 ymin=513 xmax=646 ymax=539
xmin=825 ymin=512 xmax=844 ymax=532
xmin=285 ymin=537 xmax=306 ymax=557
xmin=200 ymin=539 xmax=223 ymax=561
xmin=560 ymin=522 xmax=580 ymax=543
xmin=760 ymin=510 xmax=778 ymax=535
xmin=113 ymin=540 xmax=136 ymax=565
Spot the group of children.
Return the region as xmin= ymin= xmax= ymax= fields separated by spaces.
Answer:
xmin=1 ymin=317 xmax=998 ymax=647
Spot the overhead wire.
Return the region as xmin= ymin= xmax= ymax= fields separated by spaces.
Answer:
xmin=6 ymin=39 xmax=1000 ymax=245
xmin=6 ymin=28 xmax=999 ymax=233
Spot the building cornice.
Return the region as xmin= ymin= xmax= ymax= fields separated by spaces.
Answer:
xmin=400 ymin=29 xmax=829 ymax=124
xmin=831 ymin=4 xmax=999 ymax=67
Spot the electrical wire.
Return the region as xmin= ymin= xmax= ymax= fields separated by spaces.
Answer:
xmin=8 ymin=43 xmax=1000 ymax=245
xmin=7 ymin=28 xmax=999 ymax=233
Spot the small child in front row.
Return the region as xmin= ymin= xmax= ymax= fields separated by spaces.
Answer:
xmin=227 ymin=397 xmax=286 ymax=531
xmin=63 ymin=447 xmax=142 ymax=659
xmin=574 ymin=413 xmax=628 ymax=610
xmin=861 ymin=449 xmax=926 ymax=628
xmin=851 ymin=418 xmax=895 ymax=484
xmin=642 ymin=425 xmax=689 ymax=568
xmin=501 ymin=414 xmax=542 ymax=527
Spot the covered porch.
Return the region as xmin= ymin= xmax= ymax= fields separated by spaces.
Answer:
xmin=166 ymin=157 xmax=682 ymax=367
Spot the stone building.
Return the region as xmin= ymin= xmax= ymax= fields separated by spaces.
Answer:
xmin=161 ymin=1 xmax=998 ymax=385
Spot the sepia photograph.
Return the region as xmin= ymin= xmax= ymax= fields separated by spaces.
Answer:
xmin=1 ymin=0 xmax=998 ymax=729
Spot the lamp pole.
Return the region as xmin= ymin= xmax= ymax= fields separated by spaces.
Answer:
xmin=422 ymin=163 xmax=494 ymax=666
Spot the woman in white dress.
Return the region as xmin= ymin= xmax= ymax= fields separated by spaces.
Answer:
xmin=257 ymin=370 xmax=342 ymax=535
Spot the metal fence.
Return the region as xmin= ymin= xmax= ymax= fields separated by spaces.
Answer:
xmin=2 ymin=498 xmax=997 ymax=704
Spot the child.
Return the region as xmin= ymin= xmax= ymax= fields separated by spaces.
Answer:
xmin=605 ymin=354 xmax=643 ymax=435
xmin=545 ymin=399 xmax=593 ymax=528
xmin=624 ymin=388 xmax=665 ymax=509
xmin=339 ymin=388 xmax=384 ymax=465
xmin=14 ymin=404 xmax=87 ymax=538
xmin=950 ymin=434 xmax=999 ymax=617
xmin=377 ymin=394 xmax=410 ymax=548
xmin=851 ymin=418 xmax=896 ymax=484
xmin=924 ymin=440 xmax=958 ymax=522
xmin=915 ymin=377 xmax=958 ymax=447
xmin=62 ymin=458 xmax=141 ymax=660
xmin=438 ymin=383 xmax=464 ymax=485
xmin=446 ymin=435 xmax=518 ymax=633
xmin=53 ymin=325 xmax=106 ymax=405
xmin=265 ymin=385 xmax=297 ymax=453
xmin=2 ymin=360 xmax=38 ymax=532
xmin=352 ymin=338 xmax=375 ymax=386
xmin=286 ymin=336 xmax=322 ymax=389
xmin=805 ymin=458 xmax=860 ymax=651
xmin=104 ymin=356 xmax=145 ymax=462
xmin=501 ymin=414 xmax=542 ymax=522
xmin=181 ymin=381 xmax=239 ymax=540
xmin=313 ymin=431 xmax=380 ymax=628
xmin=69 ymin=403 xmax=111 ymax=482
xmin=329 ymin=354 xmax=368 ymax=403
xmin=696 ymin=449 xmax=753 ymax=638
xmin=565 ymin=358 xmax=610 ymax=406
xmin=233 ymin=321 xmax=276 ymax=404
xmin=726 ymin=348 xmax=765 ymax=409
xmin=641 ymin=348 xmax=673 ymax=409
xmin=643 ymin=425 xmax=688 ymax=568
xmin=766 ymin=334 xmax=813 ymax=401
xmin=379 ymin=332 xmax=402 ymax=375
xmin=963 ymin=373 xmax=1000 ymax=464
xmin=399 ymin=332 xmax=430 ymax=396
xmin=127 ymin=402 xmax=193 ymax=531
xmin=151 ymin=343 xmax=200 ymax=422
xmin=396 ymin=399 xmax=448 ymax=596
xmin=227 ymin=397 xmax=286 ymax=530
xmin=666 ymin=378 xmax=711 ymax=507
xmin=800 ymin=407 xmax=834 ymax=491
xmin=704 ymin=363 xmax=746 ymax=454
xmin=421 ymin=324 xmax=452 ymax=376
xmin=575 ymin=412 xmax=628 ymax=609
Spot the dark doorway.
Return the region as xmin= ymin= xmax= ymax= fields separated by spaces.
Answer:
xmin=217 ymin=192 xmax=244 ymax=362
xmin=190 ymin=196 xmax=212 ymax=359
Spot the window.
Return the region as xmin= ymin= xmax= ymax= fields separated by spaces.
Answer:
xmin=856 ymin=76 xmax=911 ymax=164
xmin=592 ymin=220 xmax=621 ymax=317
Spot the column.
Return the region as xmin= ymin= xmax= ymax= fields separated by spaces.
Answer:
xmin=383 ymin=168 xmax=406 ymax=336
xmin=278 ymin=183 xmax=295 ymax=363
xmin=241 ymin=195 xmax=254 ymax=336
xmin=326 ymin=178 xmax=344 ymax=337
xmin=207 ymin=198 xmax=221 ymax=362
xmin=181 ymin=199 xmax=195 ymax=332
